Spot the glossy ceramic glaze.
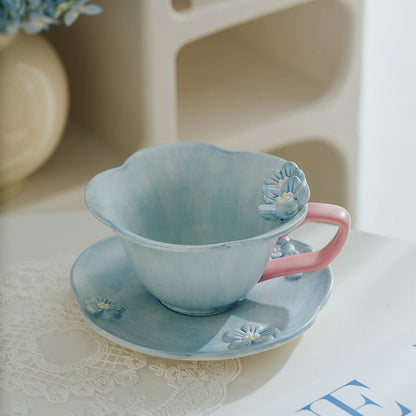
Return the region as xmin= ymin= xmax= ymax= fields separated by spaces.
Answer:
xmin=85 ymin=142 xmax=348 ymax=315
xmin=71 ymin=236 xmax=333 ymax=360
xmin=86 ymin=143 xmax=310 ymax=315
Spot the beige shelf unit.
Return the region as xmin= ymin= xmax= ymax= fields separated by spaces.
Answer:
xmin=39 ymin=0 xmax=362 ymax=216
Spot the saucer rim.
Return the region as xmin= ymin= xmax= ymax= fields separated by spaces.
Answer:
xmin=70 ymin=236 xmax=333 ymax=361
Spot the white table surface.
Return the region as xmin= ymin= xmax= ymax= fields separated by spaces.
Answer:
xmin=1 ymin=210 xmax=415 ymax=415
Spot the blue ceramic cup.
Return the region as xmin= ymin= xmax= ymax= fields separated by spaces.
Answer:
xmin=85 ymin=142 xmax=349 ymax=316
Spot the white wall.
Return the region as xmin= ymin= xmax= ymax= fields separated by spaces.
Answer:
xmin=358 ymin=0 xmax=416 ymax=242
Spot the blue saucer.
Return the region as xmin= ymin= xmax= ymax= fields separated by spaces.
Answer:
xmin=70 ymin=237 xmax=333 ymax=360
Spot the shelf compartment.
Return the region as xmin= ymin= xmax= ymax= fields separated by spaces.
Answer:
xmin=176 ymin=0 xmax=351 ymax=145
xmin=171 ymin=0 xmax=321 ymax=46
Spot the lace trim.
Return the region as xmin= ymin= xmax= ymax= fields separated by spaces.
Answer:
xmin=0 ymin=256 xmax=241 ymax=415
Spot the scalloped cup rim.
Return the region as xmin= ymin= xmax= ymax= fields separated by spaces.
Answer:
xmin=85 ymin=142 xmax=308 ymax=252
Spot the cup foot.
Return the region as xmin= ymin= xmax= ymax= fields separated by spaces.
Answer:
xmin=159 ymin=300 xmax=238 ymax=317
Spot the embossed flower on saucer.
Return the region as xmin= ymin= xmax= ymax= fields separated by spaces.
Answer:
xmin=258 ymin=161 xmax=310 ymax=221
xmin=84 ymin=297 xmax=124 ymax=319
xmin=272 ymin=237 xmax=304 ymax=280
xmin=222 ymin=323 xmax=279 ymax=349
xmin=271 ymin=236 xmax=299 ymax=259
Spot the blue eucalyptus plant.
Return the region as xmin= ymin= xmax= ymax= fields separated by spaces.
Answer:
xmin=0 ymin=0 xmax=102 ymax=35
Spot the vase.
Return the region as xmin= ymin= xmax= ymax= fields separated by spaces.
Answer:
xmin=0 ymin=31 xmax=69 ymax=200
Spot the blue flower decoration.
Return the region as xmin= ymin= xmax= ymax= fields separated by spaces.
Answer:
xmin=0 ymin=0 xmax=102 ymax=34
xmin=265 ymin=161 xmax=306 ymax=186
xmin=60 ymin=0 xmax=102 ymax=26
xmin=258 ymin=161 xmax=310 ymax=221
xmin=271 ymin=237 xmax=303 ymax=280
xmin=271 ymin=236 xmax=299 ymax=259
xmin=84 ymin=297 xmax=124 ymax=319
xmin=222 ymin=323 xmax=279 ymax=349
xmin=22 ymin=4 xmax=59 ymax=34
xmin=0 ymin=0 xmax=26 ymax=34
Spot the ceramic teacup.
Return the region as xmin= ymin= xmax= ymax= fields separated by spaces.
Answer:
xmin=85 ymin=142 xmax=350 ymax=316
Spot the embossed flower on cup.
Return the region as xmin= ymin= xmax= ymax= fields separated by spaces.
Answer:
xmin=258 ymin=161 xmax=310 ymax=221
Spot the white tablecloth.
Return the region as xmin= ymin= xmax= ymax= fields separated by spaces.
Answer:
xmin=1 ymin=211 xmax=415 ymax=415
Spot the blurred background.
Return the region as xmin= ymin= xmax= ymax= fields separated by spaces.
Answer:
xmin=1 ymin=0 xmax=415 ymax=242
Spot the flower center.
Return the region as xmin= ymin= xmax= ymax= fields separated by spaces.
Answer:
xmin=276 ymin=192 xmax=294 ymax=204
xmin=242 ymin=332 xmax=260 ymax=342
xmin=277 ymin=177 xmax=288 ymax=188
xmin=97 ymin=302 xmax=111 ymax=310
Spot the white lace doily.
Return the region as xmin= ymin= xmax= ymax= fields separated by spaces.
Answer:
xmin=0 ymin=256 xmax=241 ymax=416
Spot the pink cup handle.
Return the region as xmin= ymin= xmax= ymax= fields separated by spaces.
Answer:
xmin=259 ymin=202 xmax=351 ymax=283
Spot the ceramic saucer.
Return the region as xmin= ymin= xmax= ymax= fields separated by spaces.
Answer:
xmin=70 ymin=236 xmax=333 ymax=360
